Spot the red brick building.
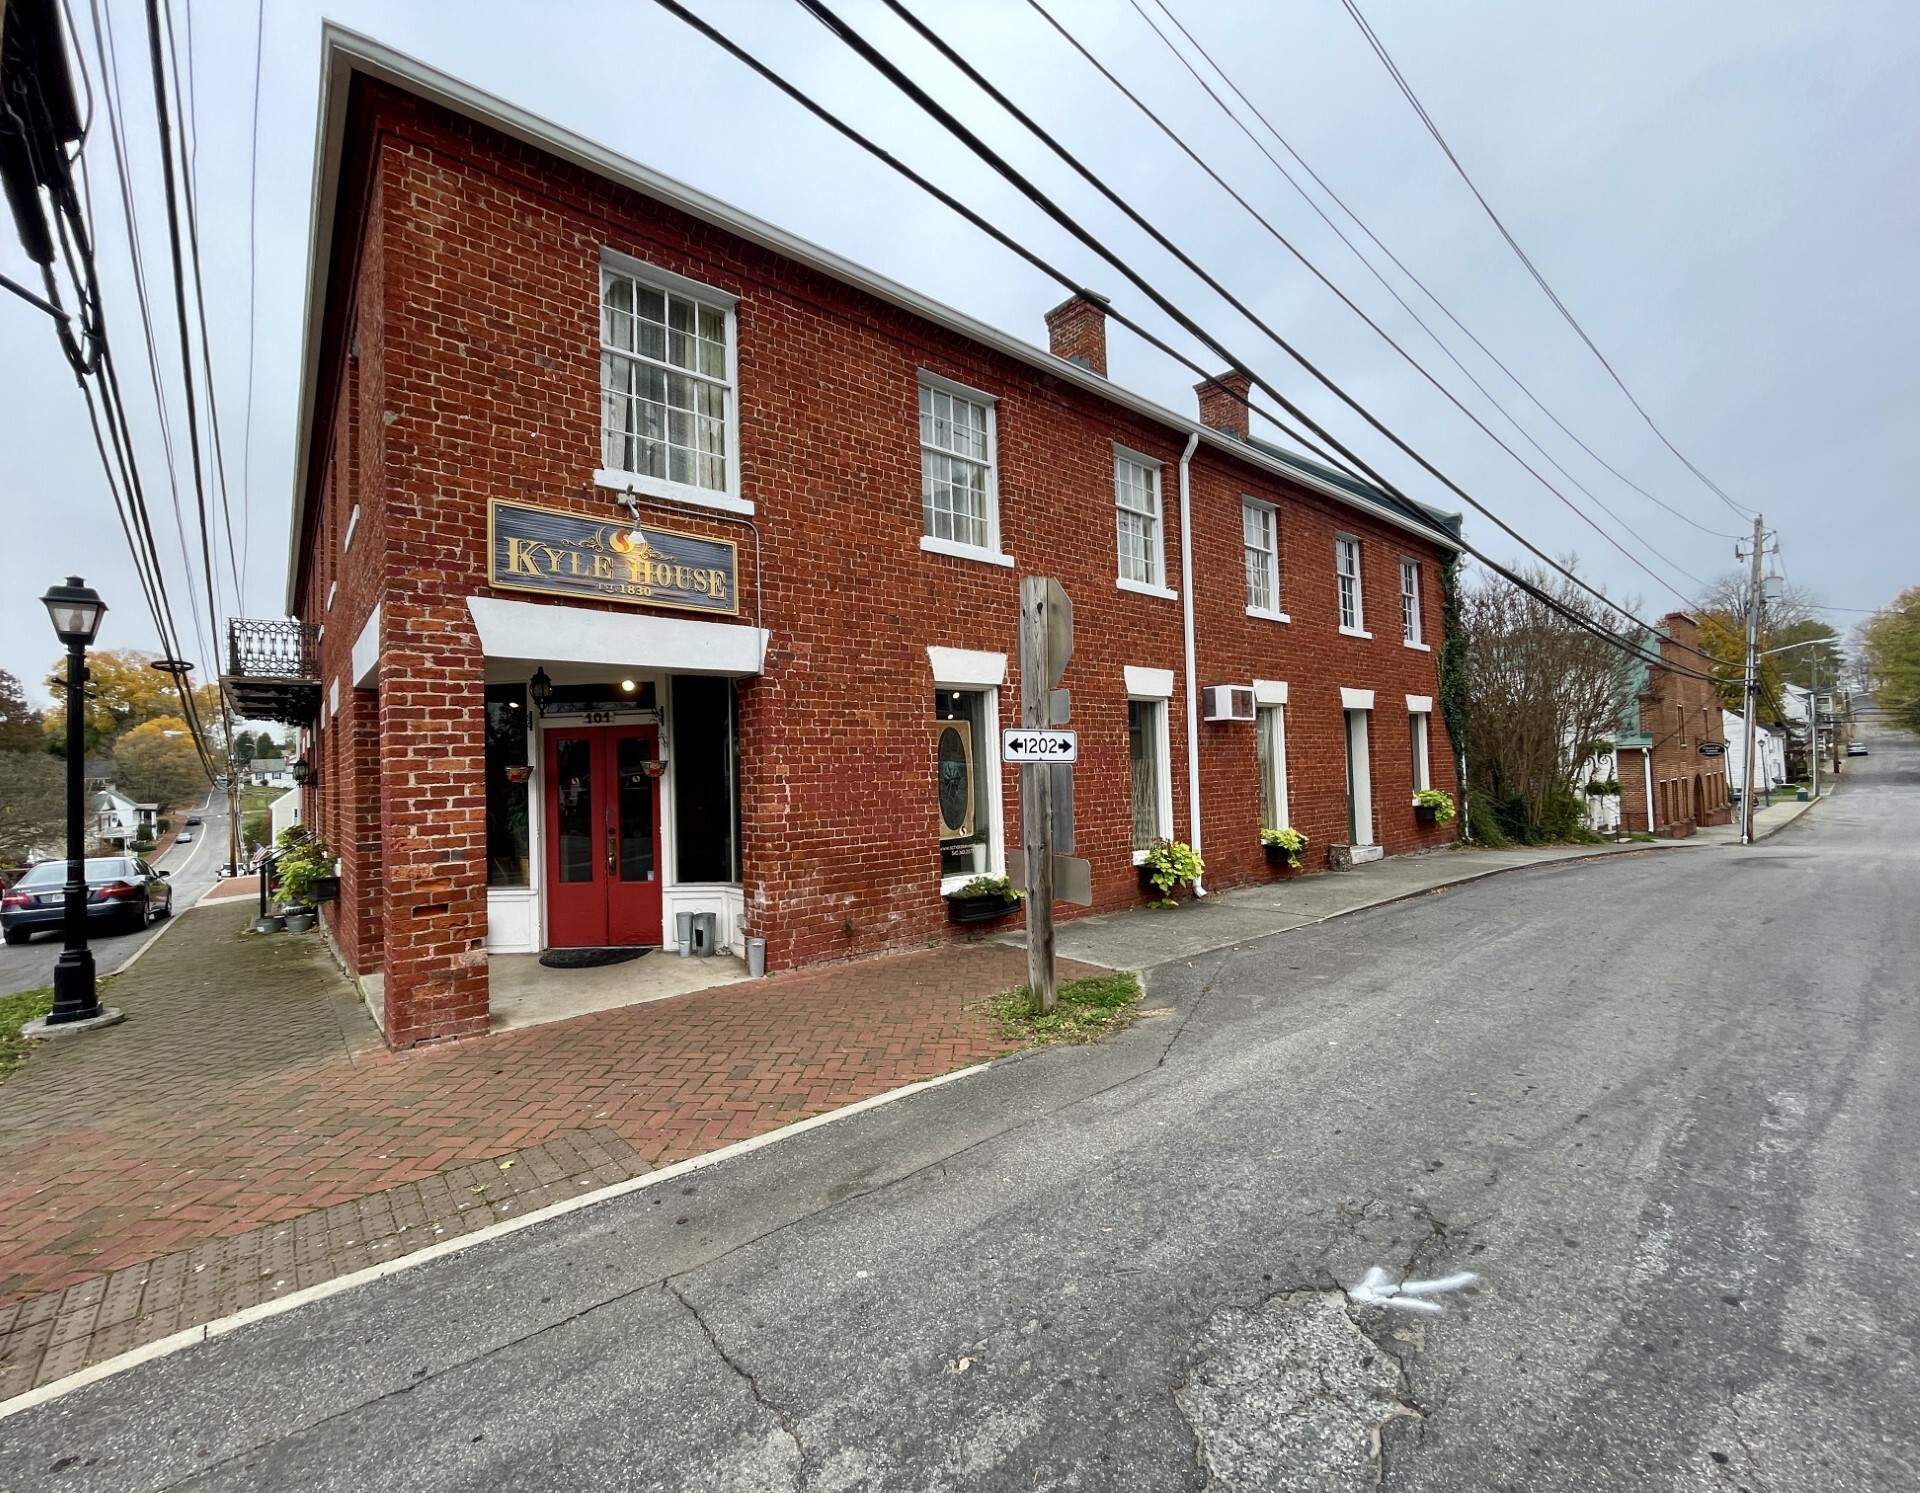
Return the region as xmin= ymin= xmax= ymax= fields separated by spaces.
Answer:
xmin=247 ymin=30 xmax=1463 ymax=1047
xmin=1615 ymin=613 xmax=1732 ymax=836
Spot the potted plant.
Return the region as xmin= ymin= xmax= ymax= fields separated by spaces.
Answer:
xmin=273 ymin=826 xmax=335 ymax=931
xmin=1260 ymin=826 xmax=1308 ymax=869
xmin=1413 ymin=788 xmax=1457 ymax=826
xmin=945 ymin=873 xmax=1023 ymax=924
xmin=1139 ymin=838 xmax=1204 ymax=907
xmin=1581 ymin=778 xmax=1622 ymax=798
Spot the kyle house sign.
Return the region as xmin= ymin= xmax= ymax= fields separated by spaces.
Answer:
xmin=488 ymin=498 xmax=739 ymax=616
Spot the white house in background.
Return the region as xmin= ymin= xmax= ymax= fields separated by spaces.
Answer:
xmin=268 ymin=786 xmax=304 ymax=844
xmin=249 ymin=756 xmax=294 ymax=788
xmin=88 ymin=788 xmax=158 ymax=848
xmin=1723 ymin=709 xmax=1788 ymax=803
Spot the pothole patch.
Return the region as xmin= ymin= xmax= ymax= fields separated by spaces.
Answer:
xmin=1176 ymin=1291 xmax=1421 ymax=1491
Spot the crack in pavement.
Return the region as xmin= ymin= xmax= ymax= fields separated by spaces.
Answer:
xmin=666 ymin=1280 xmax=806 ymax=1478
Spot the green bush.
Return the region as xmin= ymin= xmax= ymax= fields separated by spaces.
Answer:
xmin=1466 ymin=797 xmax=1510 ymax=847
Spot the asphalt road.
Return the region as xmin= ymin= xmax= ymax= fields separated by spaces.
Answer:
xmin=4 ymin=732 xmax=1915 ymax=1491
xmin=0 ymin=791 xmax=231 ymax=999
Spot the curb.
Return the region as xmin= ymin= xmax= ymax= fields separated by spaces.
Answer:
xmin=0 ymin=1057 xmax=995 ymax=1420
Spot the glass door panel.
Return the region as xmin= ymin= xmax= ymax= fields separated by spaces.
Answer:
xmin=615 ymin=737 xmax=656 ymax=882
xmin=555 ymin=738 xmax=596 ymax=883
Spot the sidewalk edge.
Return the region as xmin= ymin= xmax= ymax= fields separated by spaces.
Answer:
xmin=0 ymin=1057 xmax=995 ymax=1420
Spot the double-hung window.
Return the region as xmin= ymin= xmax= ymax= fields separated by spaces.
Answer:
xmin=1113 ymin=450 xmax=1167 ymax=592
xmin=600 ymin=258 xmax=734 ymax=501
xmin=1243 ymin=500 xmax=1282 ymax=616
xmin=1336 ymin=535 xmax=1366 ymax=634
xmin=920 ymin=377 xmax=1000 ymax=558
xmin=1400 ymin=558 xmax=1424 ymax=646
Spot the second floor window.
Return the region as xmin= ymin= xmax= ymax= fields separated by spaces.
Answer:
xmin=601 ymin=266 xmax=731 ymax=494
xmin=1244 ymin=500 xmax=1279 ymax=613
xmin=1400 ymin=558 xmax=1423 ymax=644
xmin=1336 ymin=535 xmax=1364 ymax=632
xmin=920 ymin=381 xmax=995 ymax=551
xmin=1115 ymin=453 xmax=1162 ymax=587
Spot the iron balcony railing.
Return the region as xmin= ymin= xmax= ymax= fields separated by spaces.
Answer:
xmin=221 ymin=618 xmax=322 ymax=725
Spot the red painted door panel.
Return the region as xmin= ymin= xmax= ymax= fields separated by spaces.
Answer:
xmin=544 ymin=726 xmax=662 ymax=948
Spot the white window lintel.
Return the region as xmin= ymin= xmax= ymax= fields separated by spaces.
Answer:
xmin=1125 ymin=665 xmax=1176 ymax=700
xmin=1406 ymin=694 xmax=1434 ymax=713
xmin=1111 ymin=441 xmax=1164 ymax=471
xmin=1341 ymin=687 xmax=1376 ymax=711
xmin=927 ymin=646 xmax=1006 ymax=688
xmin=1252 ymin=678 xmax=1289 ymax=706
xmin=918 ymin=367 xmax=997 ymax=406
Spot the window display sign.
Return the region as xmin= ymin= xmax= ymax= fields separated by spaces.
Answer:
xmin=489 ymin=499 xmax=739 ymax=616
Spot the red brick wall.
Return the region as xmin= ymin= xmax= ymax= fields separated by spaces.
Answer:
xmin=293 ymin=82 xmax=1458 ymax=1043
xmin=1629 ymin=614 xmax=1731 ymax=833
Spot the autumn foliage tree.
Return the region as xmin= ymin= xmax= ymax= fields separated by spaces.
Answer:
xmin=115 ymin=715 xmax=206 ymax=810
xmin=40 ymin=649 xmax=222 ymax=755
xmin=1862 ymin=588 xmax=1920 ymax=733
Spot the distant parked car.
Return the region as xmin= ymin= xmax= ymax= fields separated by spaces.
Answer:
xmin=2 ymin=856 xmax=172 ymax=943
xmin=185 ymin=815 xmax=203 ymax=826
xmin=175 ymin=831 xmax=194 ymax=843
xmin=1847 ymin=743 xmax=1868 ymax=757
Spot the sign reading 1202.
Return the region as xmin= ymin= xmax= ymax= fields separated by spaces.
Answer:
xmin=1003 ymin=728 xmax=1078 ymax=764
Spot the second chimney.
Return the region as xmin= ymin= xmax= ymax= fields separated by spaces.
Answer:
xmin=1045 ymin=292 xmax=1110 ymax=377
xmin=1195 ymin=371 xmax=1251 ymax=440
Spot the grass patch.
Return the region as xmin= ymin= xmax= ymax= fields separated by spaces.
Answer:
xmin=981 ymin=971 xmax=1143 ymax=1047
xmin=0 ymin=986 xmax=55 ymax=1086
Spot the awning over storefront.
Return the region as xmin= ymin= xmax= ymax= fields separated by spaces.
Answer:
xmin=465 ymin=596 xmax=768 ymax=676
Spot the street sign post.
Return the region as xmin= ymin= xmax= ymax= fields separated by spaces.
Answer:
xmin=1002 ymin=728 xmax=1078 ymax=763
xmin=1018 ymin=577 xmax=1074 ymax=1014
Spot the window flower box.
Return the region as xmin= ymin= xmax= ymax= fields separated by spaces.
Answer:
xmin=945 ymin=875 xmax=1022 ymax=925
xmin=1413 ymin=789 xmax=1456 ymax=826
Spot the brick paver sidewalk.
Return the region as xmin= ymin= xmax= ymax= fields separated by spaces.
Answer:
xmin=0 ymin=903 xmax=1084 ymax=1398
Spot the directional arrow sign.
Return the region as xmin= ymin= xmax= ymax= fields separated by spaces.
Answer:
xmin=1003 ymin=728 xmax=1078 ymax=764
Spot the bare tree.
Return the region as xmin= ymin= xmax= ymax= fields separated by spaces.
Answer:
xmin=1463 ymin=565 xmax=1639 ymax=839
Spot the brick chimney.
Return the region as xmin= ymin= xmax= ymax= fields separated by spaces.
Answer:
xmin=1195 ymin=371 xmax=1251 ymax=439
xmin=1044 ymin=292 xmax=1109 ymax=376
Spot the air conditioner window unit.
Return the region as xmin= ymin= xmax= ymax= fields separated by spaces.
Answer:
xmin=1202 ymin=685 xmax=1256 ymax=722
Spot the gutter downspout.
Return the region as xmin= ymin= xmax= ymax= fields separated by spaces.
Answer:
xmin=1178 ymin=432 xmax=1205 ymax=896
xmin=1642 ymin=747 xmax=1656 ymax=834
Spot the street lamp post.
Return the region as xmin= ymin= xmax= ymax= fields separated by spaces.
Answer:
xmin=40 ymin=577 xmax=114 ymax=1028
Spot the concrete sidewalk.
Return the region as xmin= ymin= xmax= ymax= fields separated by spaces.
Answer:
xmin=1686 ymin=785 xmax=1830 ymax=845
xmin=1037 ymin=839 xmax=1661 ymax=970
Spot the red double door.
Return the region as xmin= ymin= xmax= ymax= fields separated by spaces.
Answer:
xmin=544 ymin=724 xmax=663 ymax=948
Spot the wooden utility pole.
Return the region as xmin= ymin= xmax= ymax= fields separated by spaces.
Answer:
xmin=1739 ymin=514 xmax=1766 ymax=845
xmin=1018 ymin=578 xmax=1057 ymax=1014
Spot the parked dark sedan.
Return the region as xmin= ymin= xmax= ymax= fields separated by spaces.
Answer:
xmin=1 ymin=857 xmax=173 ymax=943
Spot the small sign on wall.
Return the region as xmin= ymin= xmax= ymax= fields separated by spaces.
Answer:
xmin=489 ymin=499 xmax=739 ymax=616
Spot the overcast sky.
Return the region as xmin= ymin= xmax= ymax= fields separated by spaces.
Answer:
xmin=3 ymin=0 xmax=1915 ymax=705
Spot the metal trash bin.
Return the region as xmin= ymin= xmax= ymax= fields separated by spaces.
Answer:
xmin=745 ymin=936 xmax=767 ymax=978
xmin=675 ymin=911 xmax=694 ymax=957
xmin=689 ymin=912 xmax=718 ymax=958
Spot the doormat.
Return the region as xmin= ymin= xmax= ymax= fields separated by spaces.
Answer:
xmin=538 ymin=946 xmax=654 ymax=969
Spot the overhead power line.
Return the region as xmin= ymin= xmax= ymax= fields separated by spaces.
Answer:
xmin=1338 ymin=0 xmax=1754 ymax=522
xmin=1011 ymin=0 xmax=1714 ymax=606
xmin=789 ymin=0 xmax=1729 ymax=672
xmin=1127 ymin=0 xmax=1742 ymax=546
xmin=646 ymin=0 xmax=1725 ymax=686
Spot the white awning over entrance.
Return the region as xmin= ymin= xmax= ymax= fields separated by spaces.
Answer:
xmin=466 ymin=595 xmax=768 ymax=676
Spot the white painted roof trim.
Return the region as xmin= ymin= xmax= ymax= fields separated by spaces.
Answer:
xmin=287 ymin=27 xmax=1461 ymax=610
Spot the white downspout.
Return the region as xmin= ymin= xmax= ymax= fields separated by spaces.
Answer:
xmin=1178 ymin=432 xmax=1205 ymax=895
xmin=1642 ymin=747 xmax=1656 ymax=833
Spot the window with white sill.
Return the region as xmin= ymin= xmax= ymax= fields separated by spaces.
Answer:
xmin=600 ymin=266 xmax=733 ymax=495
xmin=1115 ymin=453 xmax=1163 ymax=587
xmin=920 ymin=381 xmax=997 ymax=552
xmin=1244 ymin=500 xmax=1280 ymax=613
xmin=1257 ymin=703 xmax=1289 ymax=829
xmin=1400 ymin=557 xmax=1423 ymax=644
xmin=1410 ymin=710 xmax=1432 ymax=793
xmin=1336 ymin=535 xmax=1364 ymax=631
xmin=1128 ymin=698 xmax=1170 ymax=852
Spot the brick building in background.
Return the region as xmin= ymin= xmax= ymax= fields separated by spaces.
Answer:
xmin=1615 ymin=613 xmax=1731 ymax=836
xmin=229 ymin=29 xmax=1464 ymax=1048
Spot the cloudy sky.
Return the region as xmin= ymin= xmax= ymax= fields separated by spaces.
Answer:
xmin=3 ymin=0 xmax=1914 ymax=704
